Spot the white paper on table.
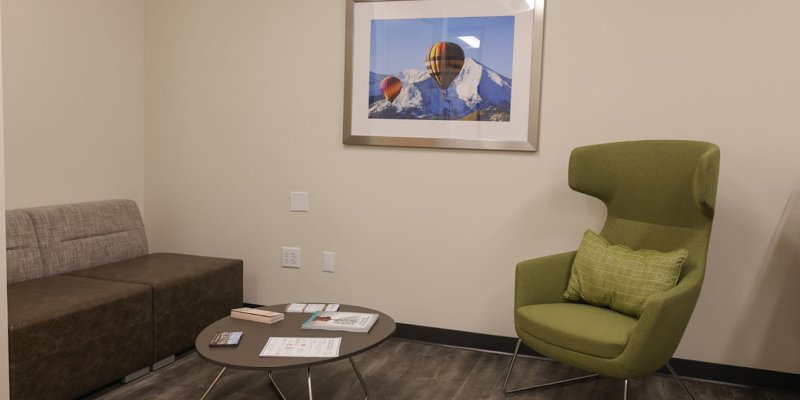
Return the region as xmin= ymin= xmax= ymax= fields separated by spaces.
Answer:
xmin=285 ymin=303 xmax=307 ymax=313
xmin=303 ymin=304 xmax=326 ymax=313
xmin=259 ymin=337 xmax=342 ymax=358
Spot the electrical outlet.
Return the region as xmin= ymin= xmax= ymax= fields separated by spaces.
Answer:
xmin=281 ymin=246 xmax=300 ymax=268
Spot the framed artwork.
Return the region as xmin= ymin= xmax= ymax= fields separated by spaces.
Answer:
xmin=343 ymin=0 xmax=546 ymax=152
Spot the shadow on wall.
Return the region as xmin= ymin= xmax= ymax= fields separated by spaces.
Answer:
xmin=729 ymin=188 xmax=800 ymax=373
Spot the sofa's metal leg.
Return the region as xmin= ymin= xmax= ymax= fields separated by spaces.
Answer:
xmin=123 ymin=366 xmax=150 ymax=383
xmin=152 ymin=354 xmax=176 ymax=371
xmin=667 ymin=362 xmax=696 ymax=400
xmin=200 ymin=367 xmax=226 ymax=400
xmin=503 ymin=339 xmax=599 ymax=395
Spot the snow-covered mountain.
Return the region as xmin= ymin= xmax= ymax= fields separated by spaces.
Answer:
xmin=368 ymin=58 xmax=512 ymax=121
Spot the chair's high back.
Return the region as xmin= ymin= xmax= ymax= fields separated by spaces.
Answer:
xmin=568 ymin=140 xmax=720 ymax=298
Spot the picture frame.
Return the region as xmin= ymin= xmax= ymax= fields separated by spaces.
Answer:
xmin=343 ymin=0 xmax=546 ymax=152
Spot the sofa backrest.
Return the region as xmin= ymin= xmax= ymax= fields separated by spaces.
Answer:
xmin=6 ymin=200 xmax=149 ymax=283
xmin=5 ymin=209 xmax=46 ymax=283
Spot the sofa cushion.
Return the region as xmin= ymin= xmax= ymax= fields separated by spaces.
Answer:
xmin=68 ymin=252 xmax=243 ymax=360
xmin=8 ymin=275 xmax=153 ymax=399
xmin=5 ymin=209 xmax=45 ymax=283
xmin=25 ymin=199 xmax=148 ymax=277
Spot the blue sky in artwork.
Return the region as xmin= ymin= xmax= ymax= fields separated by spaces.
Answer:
xmin=370 ymin=16 xmax=515 ymax=78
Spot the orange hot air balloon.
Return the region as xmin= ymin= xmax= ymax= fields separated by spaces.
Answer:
xmin=425 ymin=42 xmax=465 ymax=90
xmin=380 ymin=76 xmax=403 ymax=103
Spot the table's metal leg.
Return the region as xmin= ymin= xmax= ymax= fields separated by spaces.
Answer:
xmin=268 ymin=369 xmax=314 ymax=400
xmin=266 ymin=359 xmax=367 ymax=400
xmin=200 ymin=367 xmax=226 ymax=400
xmin=307 ymin=367 xmax=313 ymax=400
xmin=349 ymin=357 xmax=369 ymax=400
xmin=268 ymin=370 xmax=289 ymax=400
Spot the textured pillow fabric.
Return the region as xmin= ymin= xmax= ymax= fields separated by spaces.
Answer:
xmin=563 ymin=230 xmax=688 ymax=318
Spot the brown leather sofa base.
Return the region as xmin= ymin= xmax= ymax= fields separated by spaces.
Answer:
xmin=7 ymin=275 xmax=153 ymax=400
xmin=68 ymin=252 xmax=244 ymax=361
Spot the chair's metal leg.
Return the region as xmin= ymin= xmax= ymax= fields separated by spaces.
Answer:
xmin=349 ymin=357 xmax=369 ymax=399
xmin=667 ymin=362 xmax=696 ymax=400
xmin=200 ymin=367 xmax=226 ymax=400
xmin=268 ymin=370 xmax=288 ymax=400
xmin=623 ymin=378 xmax=628 ymax=400
xmin=503 ymin=340 xmax=523 ymax=393
xmin=503 ymin=339 xmax=599 ymax=395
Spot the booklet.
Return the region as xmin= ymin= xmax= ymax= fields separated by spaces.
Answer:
xmin=285 ymin=303 xmax=341 ymax=312
xmin=259 ymin=337 xmax=341 ymax=358
xmin=285 ymin=303 xmax=307 ymax=313
xmin=301 ymin=311 xmax=379 ymax=333
xmin=209 ymin=331 xmax=243 ymax=347
xmin=303 ymin=303 xmax=326 ymax=313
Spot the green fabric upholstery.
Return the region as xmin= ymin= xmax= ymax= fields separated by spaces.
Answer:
xmin=514 ymin=140 xmax=720 ymax=379
xmin=516 ymin=303 xmax=637 ymax=359
xmin=564 ymin=229 xmax=688 ymax=318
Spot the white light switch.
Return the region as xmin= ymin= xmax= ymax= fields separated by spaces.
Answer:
xmin=290 ymin=192 xmax=309 ymax=212
xmin=322 ymin=251 xmax=335 ymax=273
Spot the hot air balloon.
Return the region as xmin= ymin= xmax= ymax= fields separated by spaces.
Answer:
xmin=425 ymin=42 xmax=465 ymax=91
xmin=380 ymin=76 xmax=403 ymax=103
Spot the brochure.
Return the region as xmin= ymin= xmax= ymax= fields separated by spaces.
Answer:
xmin=301 ymin=311 xmax=379 ymax=333
xmin=285 ymin=303 xmax=341 ymax=313
xmin=209 ymin=331 xmax=243 ymax=347
xmin=259 ymin=337 xmax=341 ymax=358
xmin=303 ymin=303 xmax=326 ymax=313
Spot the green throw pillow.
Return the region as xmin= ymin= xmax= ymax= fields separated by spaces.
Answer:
xmin=563 ymin=230 xmax=688 ymax=318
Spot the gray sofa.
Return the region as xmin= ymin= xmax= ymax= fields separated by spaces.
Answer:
xmin=6 ymin=200 xmax=243 ymax=399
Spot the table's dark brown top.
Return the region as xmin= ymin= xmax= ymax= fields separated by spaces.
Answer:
xmin=195 ymin=304 xmax=396 ymax=370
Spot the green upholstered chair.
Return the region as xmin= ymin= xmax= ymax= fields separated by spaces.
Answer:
xmin=504 ymin=140 xmax=720 ymax=399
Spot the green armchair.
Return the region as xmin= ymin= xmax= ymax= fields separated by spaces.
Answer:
xmin=505 ymin=140 xmax=720 ymax=399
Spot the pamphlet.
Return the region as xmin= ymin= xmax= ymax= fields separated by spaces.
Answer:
xmin=209 ymin=331 xmax=243 ymax=347
xmin=303 ymin=303 xmax=326 ymax=313
xmin=285 ymin=303 xmax=341 ymax=313
xmin=301 ymin=311 xmax=379 ymax=333
xmin=259 ymin=337 xmax=341 ymax=358
xmin=285 ymin=303 xmax=307 ymax=313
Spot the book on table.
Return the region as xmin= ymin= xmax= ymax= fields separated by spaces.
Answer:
xmin=301 ymin=311 xmax=379 ymax=333
xmin=231 ymin=307 xmax=284 ymax=324
xmin=209 ymin=331 xmax=243 ymax=347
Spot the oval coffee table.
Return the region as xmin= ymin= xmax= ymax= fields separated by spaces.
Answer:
xmin=195 ymin=304 xmax=396 ymax=399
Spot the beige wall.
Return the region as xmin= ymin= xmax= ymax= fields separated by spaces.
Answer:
xmin=143 ymin=0 xmax=800 ymax=374
xmin=2 ymin=0 xmax=798 ymax=380
xmin=1 ymin=0 xmax=144 ymax=209
xmin=0 ymin=3 xmax=9 ymax=397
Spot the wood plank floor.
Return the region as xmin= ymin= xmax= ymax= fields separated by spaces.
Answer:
xmin=84 ymin=339 xmax=799 ymax=400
